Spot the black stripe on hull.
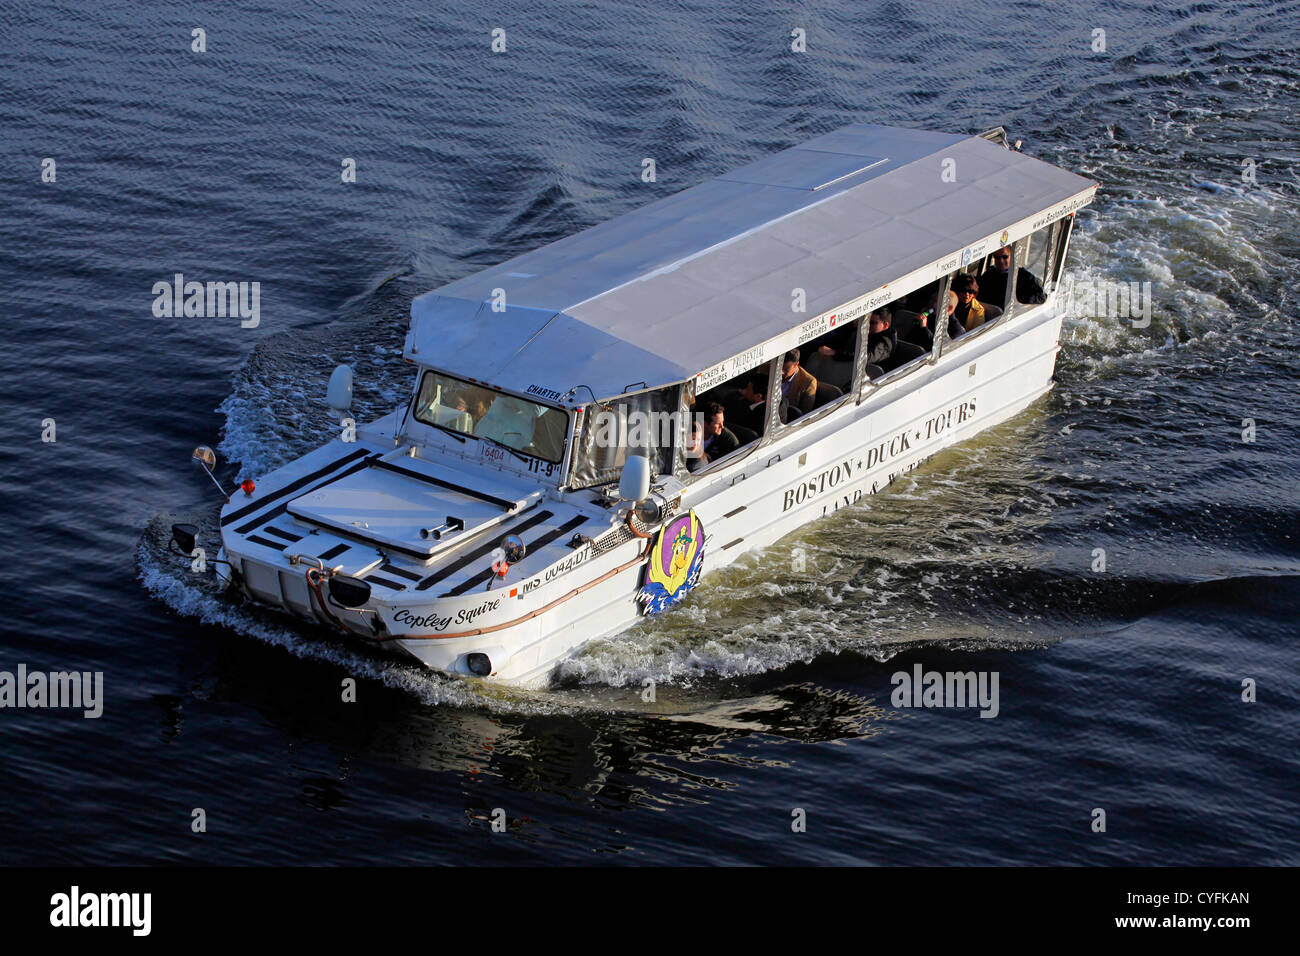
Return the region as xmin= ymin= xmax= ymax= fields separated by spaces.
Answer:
xmin=380 ymin=564 xmax=423 ymax=582
xmin=414 ymin=509 xmax=554 ymax=592
xmin=371 ymin=460 xmax=519 ymax=511
xmin=233 ymin=454 xmax=380 ymax=536
xmin=442 ymin=515 xmax=590 ymax=597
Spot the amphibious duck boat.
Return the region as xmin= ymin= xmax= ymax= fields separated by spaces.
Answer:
xmin=177 ymin=124 xmax=1096 ymax=685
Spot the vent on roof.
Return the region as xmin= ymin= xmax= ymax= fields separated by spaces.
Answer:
xmin=812 ymin=158 xmax=889 ymax=190
xmin=978 ymin=126 xmax=1011 ymax=148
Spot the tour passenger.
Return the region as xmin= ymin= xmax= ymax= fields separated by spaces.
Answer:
xmin=700 ymin=401 xmax=739 ymax=460
xmin=732 ymin=373 xmax=772 ymax=435
xmin=909 ymin=290 xmax=961 ymax=350
xmin=686 ymin=420 xmax=709 ymax=473
xmin=780 ymin=349 xmax=818 ymax=413
xmin=952 ymin=275 xmax=987 ymax=332
xmin=431 ymin=390 xmax=474 ymax=432
xmin=885 ymin=297 xmax=924 ymax=353
xmin=866 ymin=306 xmax=897 ymax=368
xmin=461 ymin=389 xmax=492 ymax=425
xmin=979 ymin=246 xmax=1047 ymax=306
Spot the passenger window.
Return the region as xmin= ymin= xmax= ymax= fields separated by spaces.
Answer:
xmin=689 ymin=361 xmax=776 ymax=474
xmin=882 ymin=285 xmax=943 ymax=366
xmin=985 ymin=223 xmax=1058 ymax=314
xmin=947 ymin=255 xmax=1012 ymax=345
xmin=977 ymin=246 xmax=1016 ymax=313
xmin=802 ymin=323 xmax=857 ymax=394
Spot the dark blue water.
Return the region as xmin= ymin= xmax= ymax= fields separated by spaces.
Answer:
xmin=2 ymin=0 xmax=1298 ymax=864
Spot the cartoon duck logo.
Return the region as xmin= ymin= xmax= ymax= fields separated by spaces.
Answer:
xmin=637 ymin=510 xmax=705 ymax=615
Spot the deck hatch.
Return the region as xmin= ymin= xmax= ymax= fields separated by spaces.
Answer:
xmin=286 ymin=460 xmax=534 ymax=558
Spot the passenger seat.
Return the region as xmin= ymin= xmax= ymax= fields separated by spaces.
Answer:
xmin=812 ymin=381 xmax=842 ymax=408
xmin=882 ymin=341 xmax=925 ymax=372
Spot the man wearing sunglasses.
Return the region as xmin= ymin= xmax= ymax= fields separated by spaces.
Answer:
xmin=978 ymin=246 xmax=1047 ymax=308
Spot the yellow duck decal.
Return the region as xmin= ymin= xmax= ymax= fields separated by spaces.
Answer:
xmin=639 ymin=511 xmax=705 ymax=615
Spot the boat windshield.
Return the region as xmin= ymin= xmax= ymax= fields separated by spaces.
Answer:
xmin=413 ymin=370 xmax=569 ymax=463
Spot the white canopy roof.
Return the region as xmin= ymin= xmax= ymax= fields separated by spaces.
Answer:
xmin=405 ymin=124 xmax=1096 ymax=403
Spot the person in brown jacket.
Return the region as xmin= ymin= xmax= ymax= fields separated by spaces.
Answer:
xmin=780 ymin=349 xmax=818 ymax=413
xmin=952 ymin=274 xmax=987 ymax=332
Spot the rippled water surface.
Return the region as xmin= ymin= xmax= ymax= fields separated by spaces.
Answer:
xmin=1 ymin=0 xmax=1298 ymax=864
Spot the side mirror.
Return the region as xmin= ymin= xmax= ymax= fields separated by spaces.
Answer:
xmin=327 ymin=365 xmax=354 ymax=414
xmin=501 ymin=534 xmax=526 ymax=564
xmin=618 ymin=454 xmax=651 ymax=503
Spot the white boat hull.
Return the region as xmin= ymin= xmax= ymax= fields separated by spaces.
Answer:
xmin=377 ymin=301 xmax=1064 ymax=685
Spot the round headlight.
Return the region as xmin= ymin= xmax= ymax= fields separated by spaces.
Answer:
xmin=634 ymin=497 xmax=663 ymax=525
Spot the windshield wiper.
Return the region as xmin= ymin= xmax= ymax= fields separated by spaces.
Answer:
xmin=424 ymin=420 xmax=467 ymax=443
